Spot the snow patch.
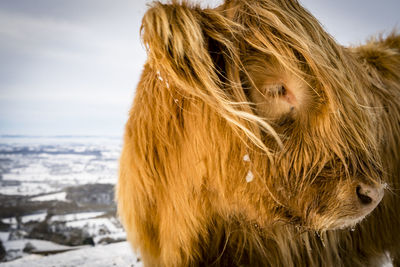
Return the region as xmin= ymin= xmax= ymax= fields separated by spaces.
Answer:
xmin=50 ymin=212 xmax=105 ymax=223
xmin=1 ymin=241 xmax=142 ymax=267
xmin=3 ymin=238 xmax=80 ymax=252
xmin=65 ymin=217 xmax=120 ymax=236
xmin=0 ymin=231 xmax=10 ymax=242
xmin=2 ymin=213 xmax=47 ymax=225
xmin=30 ymin=192 xmax=67 ymax=202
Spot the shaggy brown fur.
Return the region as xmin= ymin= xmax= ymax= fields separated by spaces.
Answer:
xmin=117 ymin=0 xmax=400 ymax=266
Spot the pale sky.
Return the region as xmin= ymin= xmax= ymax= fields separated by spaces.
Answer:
xmin=0 ymin=0 xmax=399 ymax=136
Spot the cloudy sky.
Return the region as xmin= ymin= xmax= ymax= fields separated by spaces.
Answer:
xmin=0 ymin=0 xmax=399 ymax=137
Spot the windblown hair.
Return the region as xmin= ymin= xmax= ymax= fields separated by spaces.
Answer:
xmin=117 ymin=0 xmax=400 ymax=266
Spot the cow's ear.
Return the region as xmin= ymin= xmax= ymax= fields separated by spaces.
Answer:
xmin=141 ymin=2 xmax=238 ymax=96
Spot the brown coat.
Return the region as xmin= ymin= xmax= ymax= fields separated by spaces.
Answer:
xmin=117 ymin=0 xmax=400 ymax=266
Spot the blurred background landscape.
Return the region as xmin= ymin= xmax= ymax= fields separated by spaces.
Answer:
xmin=0 ymin=0 xmax=399 ymax=266
xmin=0 ymin=135 xmax=132 ymax=264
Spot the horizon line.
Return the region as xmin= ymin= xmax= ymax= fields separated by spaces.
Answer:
xmin=0 ymin=134 xmax=122 ymax=139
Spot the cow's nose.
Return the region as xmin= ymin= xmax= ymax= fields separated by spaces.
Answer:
xmin=356 ymin=183 xmax=384 ymax=205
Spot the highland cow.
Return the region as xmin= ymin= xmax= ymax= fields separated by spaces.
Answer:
xmin=117 ymin=0 xmax=400 ymax=266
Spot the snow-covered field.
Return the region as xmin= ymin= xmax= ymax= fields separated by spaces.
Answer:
xmin=0 ymin=136 xmax=142 ymax=265
xmin=1 ymin=241 xmax=142 ymax=267
xmin=0 ymin=136 xmax=121 ymax=196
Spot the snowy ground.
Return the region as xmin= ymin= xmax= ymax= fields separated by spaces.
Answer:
xmin=0 ymin=135 xmax=121 ymax=196
xmin=1 ymin=241 xmax=142 ymax=267
xmin=0 ymin=136 xmax=130 ymax=265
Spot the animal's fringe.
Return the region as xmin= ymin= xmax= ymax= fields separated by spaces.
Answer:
xmin=142 ymin=1 xmax=282 ymax=155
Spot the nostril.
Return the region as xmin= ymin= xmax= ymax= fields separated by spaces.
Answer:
xmin=356 ymin=185 xmax=373 ymax=205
